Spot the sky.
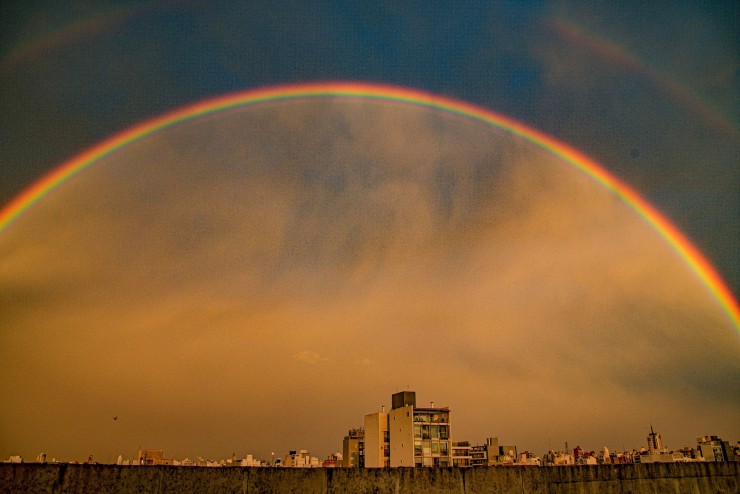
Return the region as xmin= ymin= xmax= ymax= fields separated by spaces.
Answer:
xmin=0 ymin=1 xmax=738 ymax=462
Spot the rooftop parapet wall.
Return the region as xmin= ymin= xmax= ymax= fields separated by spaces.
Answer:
xmin=1 ymin=462 xmax=737 ymax=494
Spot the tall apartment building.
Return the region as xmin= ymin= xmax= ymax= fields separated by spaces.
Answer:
xmin=364 ymin=407 xmax=390 ymax=467
xmin=388 ymin=391 xmax=452 ymax=467
xmin=364 ymin=391 xmax=453 ymax=467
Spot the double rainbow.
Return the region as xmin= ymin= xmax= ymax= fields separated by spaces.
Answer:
xmin=0 ymin=82 xmax=737 ymax=330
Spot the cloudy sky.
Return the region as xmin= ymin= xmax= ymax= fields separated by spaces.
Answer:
xmin=0 ymin=1 xmax=737 ymax=462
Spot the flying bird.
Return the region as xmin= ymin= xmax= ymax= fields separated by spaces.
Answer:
xmin=113 ymin=416 xmax=117 ymax=421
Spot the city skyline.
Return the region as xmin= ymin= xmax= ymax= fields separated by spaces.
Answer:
xmin=1 ymin=1 xmax=738 ymax=466
xmin=5 ymin=397 xmax=737 ymax=466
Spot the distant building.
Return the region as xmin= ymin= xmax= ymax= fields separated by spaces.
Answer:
xmin=639 ymin=426 xmax=678 ymax=463
xmin=470 ymin=442 xmax=488 ymax=466
xmin=471 ymin=437 xmax=518 ymax=466
xmin=543 ymin=449 xmax=574 ymax=466
xmin=697 ymin=435 xmax=736 ymax=462
xmin=676 ymin=446 xmax=699 ymax=461
xmin=452 ymin=441 xmax=472 ymax=467
xmin=647 ymin=425 xmax=664 ymax=454
xmin=282 ymin=449 xmax=320 ymax=468
xmin=573 ymin=446 xmax=584 ymax=462
xmin=240 ymin=455 xmax=262 ymax=467
xmin=322 ymin=452 xmax=342 ymax=468
xmin=137 ymin=449 xmax=164 ymax=465
xmin=471 ymin=437 xmax=499 ymax=466
xmin=455 ymin=436 xmax=523 ymax=466
xmin=517 ymin=452 xmax=542 ymax=466
xmin=638 ymin=451 xmax=681 ymax=463
xmin=342 ymin=427 xmax=365 ymax=468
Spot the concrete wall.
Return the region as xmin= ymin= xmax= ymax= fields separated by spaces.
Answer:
xmin=1 ymin=462 xmax=738 ymax=494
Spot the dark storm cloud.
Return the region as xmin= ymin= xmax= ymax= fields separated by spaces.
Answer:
xmin=1 ymin=2 xmax=736 ymax=297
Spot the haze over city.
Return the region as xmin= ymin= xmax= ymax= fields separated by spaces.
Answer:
xmin=1 ymin=1 xmax=738 ymax=465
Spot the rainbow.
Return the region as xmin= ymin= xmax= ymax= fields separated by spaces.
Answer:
xmin=0 ymin=82 xmax=737 ymax=330
xmin=548 ymin=17 xmax=739 ymax=141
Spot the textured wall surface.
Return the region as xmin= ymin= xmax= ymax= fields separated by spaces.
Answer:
xmin=1 ymin=462 xmax=738 ymax=493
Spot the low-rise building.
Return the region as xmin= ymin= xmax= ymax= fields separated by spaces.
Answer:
xmin=282 ymin=449 xmax=320 ymax=468
xmin=137 ymin=449 xmax=164 ymax=465
xmin=322 ymin=452 xmax=342 ymax=468
xmin=452 ymin=441 xmax=472 ymax=467
xmin=240 ymin=455 xmax=262 ymax=467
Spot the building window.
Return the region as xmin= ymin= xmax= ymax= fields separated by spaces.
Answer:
xmin=422 ymin=425 xmax=431 ymax=439
xmin=415 ymin=442 xmax=422 ymax=456
xmin=431 ymin=425 xmax=439 ymax=439
xmin=414 ymin=425 xmax=421 ymax=438
xmin=431 ymin=442 xmax=440 ymax=455
xmin=439 ymin=425 xmax=449 ymax=440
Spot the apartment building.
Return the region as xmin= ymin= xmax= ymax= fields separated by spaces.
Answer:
xmin=364 ymin=407 xmax=390 ymax=467
xmin=342 ymin=427 xmax=365 ymax=468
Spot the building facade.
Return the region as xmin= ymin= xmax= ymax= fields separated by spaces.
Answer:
xmin=364 ymin=391 xmax=452 ymax=467
xmin=342 ymin=427 xmax=365 ymax=468
xmin=697 ymin=435 xmax=736 ymax=462
xmin=390 ymin=391 xmax=452 ymax=467
xmin=137 ymin=449 xmax=164 ymax=465
xmin=364 ymin=409 xmax=389 ymax=467
xmin=452 ymin=442 xmax=472 ymax=467
xmin=647 ymin=425 xmax=664 ymax=454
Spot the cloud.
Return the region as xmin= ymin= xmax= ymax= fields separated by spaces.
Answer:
xmin=294 ymin=350 xmax=329 ymax=365
xmin=0 ymin=99 xmax=737 ymax=462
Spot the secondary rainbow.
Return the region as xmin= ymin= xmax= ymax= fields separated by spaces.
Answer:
xmin=1 ymin=82 xmax=737 ymax=330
